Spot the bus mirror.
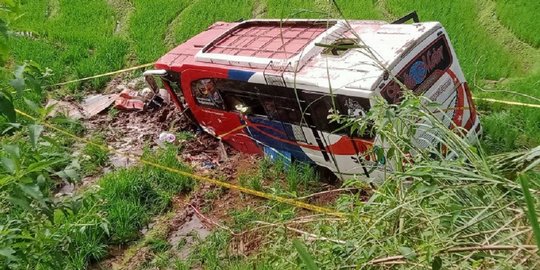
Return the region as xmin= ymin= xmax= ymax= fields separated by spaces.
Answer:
xmin=143 ymin=69 xmax=168 ymax=93
xmin=145 ymin=75 xmax=159 ymax=93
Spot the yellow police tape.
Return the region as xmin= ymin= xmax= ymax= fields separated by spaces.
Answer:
xmin=49 ymin=63 xmax=154 ymax=87
xmin=14 ymin=108 xmax=347 ymax=218
xmin=473 ymin=97 xmax=540 ymax=109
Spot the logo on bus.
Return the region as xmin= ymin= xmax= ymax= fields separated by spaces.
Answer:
xmin=381 ymin=36 xmax=452 ymax=104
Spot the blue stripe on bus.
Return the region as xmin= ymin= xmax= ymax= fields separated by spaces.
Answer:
xmin=228 ymin=69 xmax=255 ymax=81
xmin=247 ymin=116 xmax=311 ymax=162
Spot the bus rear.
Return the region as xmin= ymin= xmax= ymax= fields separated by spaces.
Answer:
xmin=378 ymin=25 xmax=481 ymax=149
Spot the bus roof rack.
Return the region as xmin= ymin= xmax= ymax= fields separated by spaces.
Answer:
xmin=391 ymin=11 xmax=420 ymax=24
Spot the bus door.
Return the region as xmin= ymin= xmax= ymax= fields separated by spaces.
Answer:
xmin=299 ymin=91 xmax=343 ymax=175
xmin=180 ymin=68 xmax=261 ymax=154
xmin=301 ymin=92 xmax=374 ymax=179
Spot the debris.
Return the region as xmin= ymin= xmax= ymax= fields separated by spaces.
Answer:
xmin=146 ymin=94 xmax=165 ymax=110
xmin=159 ymin=88 xmax=170 ymax=104
xmin=201 ymin=160 xmax=217 ymax=169
xmin=114 ymin=97 xmax=145 ymax=111
xmin=158 ymin=132 xmax=176 ymax=145
xmin=119 ymin=88 xmax=142 ymax=100
xmin=82 ymin=94 xmax=118 ymax=117
xmin=46 ymin=99 xmax=85 ymax=120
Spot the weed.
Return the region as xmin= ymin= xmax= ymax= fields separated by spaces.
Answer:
xmin=147 ymin=238 xmax=172 ymax=253
xmin=81 ymin=134 xmax=109 ymax=175
xmin=285 ymin=162 xmax=316 ymax=194
xmin=176 ymin=131 xmax=195 ymax=141
xmin=97 ymin=146 xmax=193 ymax=244
xmin=203 ymin=187 xmax=224 ymax=201
xmin=248 ymin=174 xmax=263 ymax=191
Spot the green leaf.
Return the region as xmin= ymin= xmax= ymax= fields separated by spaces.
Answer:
xmin=519 ymin=174 xmax=540 ymax=251
xmin=7 ymin=196 xmax=31 ymax=211
xmin=0 ymin=93 xmax=16 ymax=122
xmin=292 ymin=239 xmax=319 ymax=270
xmin=28 ymin=124 xmax=43 ymax=148
xmin=0 ymin=18 xmax=8 ymax=38
xmin=24 ymin=98 xmax=40 ymax=114
xmin=1 ymin=157 xmax=16 ymax=174
xmin=100 ymin=222 xmax=110 ymax=236
xmin=18 ymin=183 xmax=43 ymax=200
xmin=56 ymin=161 xmax=80 ymax=182
xmin=26 ymin=159 xmax=63 ymax=174
xmin=10 ymin=64 xmax=26 ymax=96
xmin=3 ymin=144 xmax=19 ymax=158
xmin=431 ymin=256 xmax=442 ymax=270
xmin=0 ymin=247 xmax=17 ymax=261
xmin=398 ymin=246 xmax=416 ymax=260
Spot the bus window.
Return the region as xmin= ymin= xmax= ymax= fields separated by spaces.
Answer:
xmin=260 ymin=97 xmax=279 ymax=119
xmin=302 ymin=92 xmax=342 ymax=133
xmin=337 ymin=96 xmax=370 ymax=118
xmin=191 ymin=79 xmax=225 ymax=110
xmin=336 ymin=95 xmax=374 ymax=139
xmin=163 ymin=72 xmax=182 ymax=95
xmin=274 ymin=98 xmax=303 ymax=125
xmin=223 ymin=91 xmax=265 ymax=115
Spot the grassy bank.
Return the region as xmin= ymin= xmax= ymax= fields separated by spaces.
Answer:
xmin=0 ymin=134 xmax=193 ymax=268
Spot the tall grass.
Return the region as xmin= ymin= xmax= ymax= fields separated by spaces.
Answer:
xmin=129 ymin=0 xmax=190 ymax=63
xmin=478 ymin=72 xmax=540 ymax=153
xmin=495 ymin=0 xmax=540 ymax=48
xmin=332 ymin=0 xmax=384 ymax=19
xmin=11 ymin=0 xmax=130 ymax=88
xmin=172 ymin=0 xmax=254 ymax=44
xmin=265 ymin=0 xmax=321 ymax=18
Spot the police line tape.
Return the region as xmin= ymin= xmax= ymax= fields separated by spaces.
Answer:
xmin=14 ymin=108 xmax=348 ymax=218
xmin=472 ymin=97 xmax=540 ymax=108
xmin=49 ymin=63 xmax=154 ymax=87
xmin=46 ymin=63 xmax=540 ymax=109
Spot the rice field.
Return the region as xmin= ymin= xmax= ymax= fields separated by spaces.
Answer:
xmin=3 ymin=1 xmax=540 ymax=268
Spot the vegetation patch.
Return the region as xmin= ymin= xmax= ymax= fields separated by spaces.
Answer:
xmin=495 ymin=0 xmax=540 ymax=48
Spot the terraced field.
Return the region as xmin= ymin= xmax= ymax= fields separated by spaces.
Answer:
xmin=4 ymin=0 xmax=540 ymax=269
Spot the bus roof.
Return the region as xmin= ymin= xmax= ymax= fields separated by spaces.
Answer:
xmin=156 ymin=19 xmax=442 ymax=95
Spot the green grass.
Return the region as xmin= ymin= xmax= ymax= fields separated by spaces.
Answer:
xmin=332 ymin=0 xmax=384 ymax=19
xmin=81 ymin=134 xmax=109 ymax=175
xmin=99 ymin=147 xmax=193 ymax=243
xmin=495 ymin=0 xmax=540 ymax=48
xmin=477 ymin=72 xmax=540 ymax=153
xmin=129 ymin=0 xmax=190 ymax=63
xmin=172 ymin=0 xmax=254 ymax=44
xmin=265 ymin=0 xmax=321 ymax=18
xmin=12 ymin=0 xmax=130 ymax=89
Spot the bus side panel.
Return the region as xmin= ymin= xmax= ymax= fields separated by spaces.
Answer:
xmin=379 ymin=28 xmax=481 ymax=149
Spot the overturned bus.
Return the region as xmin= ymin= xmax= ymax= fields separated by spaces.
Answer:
xmin=143 ymin=16 xmax=481 ymax=181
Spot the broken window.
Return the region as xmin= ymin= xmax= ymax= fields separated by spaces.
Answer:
xmin=163 ymin=72 xmax=182 ymax=95
xmin=191 ymin=79 xmax=225 ymax=110
xmin=302 ymin=92 xmax=342 ymax=133
xmin=336 ymin=95 xmax=374 ymax=139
